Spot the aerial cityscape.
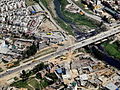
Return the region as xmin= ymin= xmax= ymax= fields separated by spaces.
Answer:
xmin=0 ymin=0 xmax=120 ymax=90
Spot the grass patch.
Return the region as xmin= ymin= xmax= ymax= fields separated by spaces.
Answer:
xmin=54 ymin=17 xmax=74 ymax=35
xmin=72 ymin=0 xmax=93 ymax=14
xmin=28 ymin=78 xmax=40 ymax=89
xmin=60 ymin=0 xmax=97 ymax=28
xmin=11 ymin=80 xmax=28 ymax=88
xmin=25 ymin=0 xmax=36 ymax=6
xmin=102 ymin=42 xmax=120 ymax=59
xmin=64 ymin=11 xmax=97 ymax=28
xmin=0 ymin=67 xmax=3 ymax=72
xmin=40 ymin=0 xmax=51 ymax=8
xmin=11 ymin=78 xmax=39 ymax=89
xmin=11 ymin=78 xmax=50 ymax=90
xmin=39 ymin=79 xmax=49 ymax=89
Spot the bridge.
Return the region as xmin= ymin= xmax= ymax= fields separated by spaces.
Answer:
xmin=68 ymin=26 xmax=120 ymax=50
xmin=0 ymin=26 xmax=120 ymax=80
xmin=1 ymin=0 xmax=120 ymax=80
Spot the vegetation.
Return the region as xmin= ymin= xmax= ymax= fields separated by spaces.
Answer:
xmin=25 ymin=0 xmax=36 ymax=6
xmin=0 ymin=67 xmax=3 ymax=72
xmin=28 ymin=78 xmax=40 ymax=89
xmin=73 ymin=0 xmax=93 ymax=14
xmin=11 ymin=74 xmax=57 ymax=89
xmin=39 ymin=79 xmax=49 ymax=89
xmin=14 ymin=77 xmax=19 ymax=81
xmin=60 ymin=0 xmax=97 ymax=28
xmin=20 ymin=62 xmax=46 ymax=80
xmin=65 ymin=11 xmax=97 ymax=28
xmin=40 ymin=0 xmax=50 ymax=8
xmin=11 ymin=61 xmax=58 ymax=89
xmin=54 ymin=17 xmax=74 ymax=35
xmin=34 ymin=0 xmax=51 ymax=10
xmin=11 ymin=80 xmax=29 ymax=88
xmin=35 ymin=47 xmax=57 ymax=59
xmin=7 ymin=61 xmax=20 ymax=69
xmin=102 ymin=42 xmax=120 ymax=59
xmin=33 ymin=0 xmax=39 ymax=3
xmin=32 ymin=62 xmax=45 ymax=73
xmin=45 ymin=73 xmax=58 ymax=82
xmin=23 ymin=42 xmax=37 ymax=58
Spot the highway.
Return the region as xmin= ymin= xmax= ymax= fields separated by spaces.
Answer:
xmin=0 ymin=47 xmax=68 ymax=78
xmin=70 ymin=26 xmax=120 ymax=50
xmin=0 ymin=25 xmax=120 ymax=79
xmin=0 ymin=0 xmax=120 ymax=79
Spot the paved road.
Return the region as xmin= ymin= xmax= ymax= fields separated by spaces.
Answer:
xmin=0 ymin=26 xmax=120 ymax=78
xmin=70 ymin=26 xmax=120 ymax=50
xmin=38 ymin=0 xmax=63 ymax=31
xmin=0 ymin=48 xmax=68 ymax=78
xmin=0 ymin=1 xmax=120 ymax=79
xmin=67 ymin=0 xmax=110 ymax=26
xmin=38 ymin=0 xmax=68 ymax=40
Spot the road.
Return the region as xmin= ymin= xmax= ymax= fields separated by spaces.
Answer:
xmin=0 ymin=25 xmax=120 ymax=79
xmin=38 ymin=0 xmax=63 ymax=31
xmin=38 ymin=0 xmax=68 ymax=40
xmin=0 ymin=48 xmax=68 ymax=78
xmin=67 ymin=0 xmax=110 ymax=26
xmin=0 ymin=0 xmax=120 ymax=79
xmin=70 ymin=26 xmax=120 ymax=50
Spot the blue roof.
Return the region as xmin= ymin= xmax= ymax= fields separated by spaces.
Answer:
xmin=116 ymin=88 xmax=119 ymax=90
xmin=56 ymin=68 xmax=62 ymax=74
xmin=31 ymin=11 xmax=36 ymax=14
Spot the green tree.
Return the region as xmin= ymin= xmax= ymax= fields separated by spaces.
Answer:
xmin=20 ymin=70 xmax=28 ymax=81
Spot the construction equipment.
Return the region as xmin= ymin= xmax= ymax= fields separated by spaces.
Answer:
xmin=79 ymin=11 xmax=84 ymax=15
xmin=60 ymin=56 xmax=67 ymax=60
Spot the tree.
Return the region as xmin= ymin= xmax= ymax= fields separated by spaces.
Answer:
xmin=30 ymin=42 xmax=37 ymax=54
xmin=14 ymin=77 xmax=18 ymax=81
xmin=33 ymin=0 xmax=39 ymax=3
xmin=37 ymin=41 xmax=39 ymax=49
xmin=25 ymin=42 xmax=37 ymax=57
xmin=20 ymin=70 xmax=28 ymax=81
xmin=32 ymin=62 xmax=45 ymax=73
xmin=36 ymin=73 xmax=42 ymax=79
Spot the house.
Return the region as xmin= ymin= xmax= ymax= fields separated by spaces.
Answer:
xmin=105 ymin=82 xmax=118 ymax=90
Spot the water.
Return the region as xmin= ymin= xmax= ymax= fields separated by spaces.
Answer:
xmin=54 ymin=0 xmax=72 ymax=24
xmin=92 ymin=46 xmax=120 ymax=69
xmin=53 ymin=0 xmax=98 ymax=40
xmin=54 ymin=0 xmax=120 ymax=69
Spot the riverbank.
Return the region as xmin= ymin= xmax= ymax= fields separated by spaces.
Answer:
xmin=102 ymin=42 xmax=120 ymax=59
xmin=37 ymin=0 xmax=100 ymax=35
xmin=72 ymin=0 xmax=93 ymax=14
xmin=54 ymin=17 xmax=74 ymax=35
xmin=59 ymin=0 xmax=98 ymax=28
xmin=91 ymin=44 xmax=120 ymax=69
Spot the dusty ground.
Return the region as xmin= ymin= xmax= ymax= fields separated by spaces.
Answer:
xmin=39 ymin=19 xmax=58 ymax=32
xmin=49 ymin=1 xmax=57 ymax=17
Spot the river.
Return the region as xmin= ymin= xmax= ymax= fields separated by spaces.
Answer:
xmin=54 ymin=0 xmax=72 ymax=24
xmin=53 ymin=0 xmax=120 ymax=69
xmin=53 ymin=0 xmax=97 ymax=41
xmin=91 ymin=45 xmax=120 ymax=69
